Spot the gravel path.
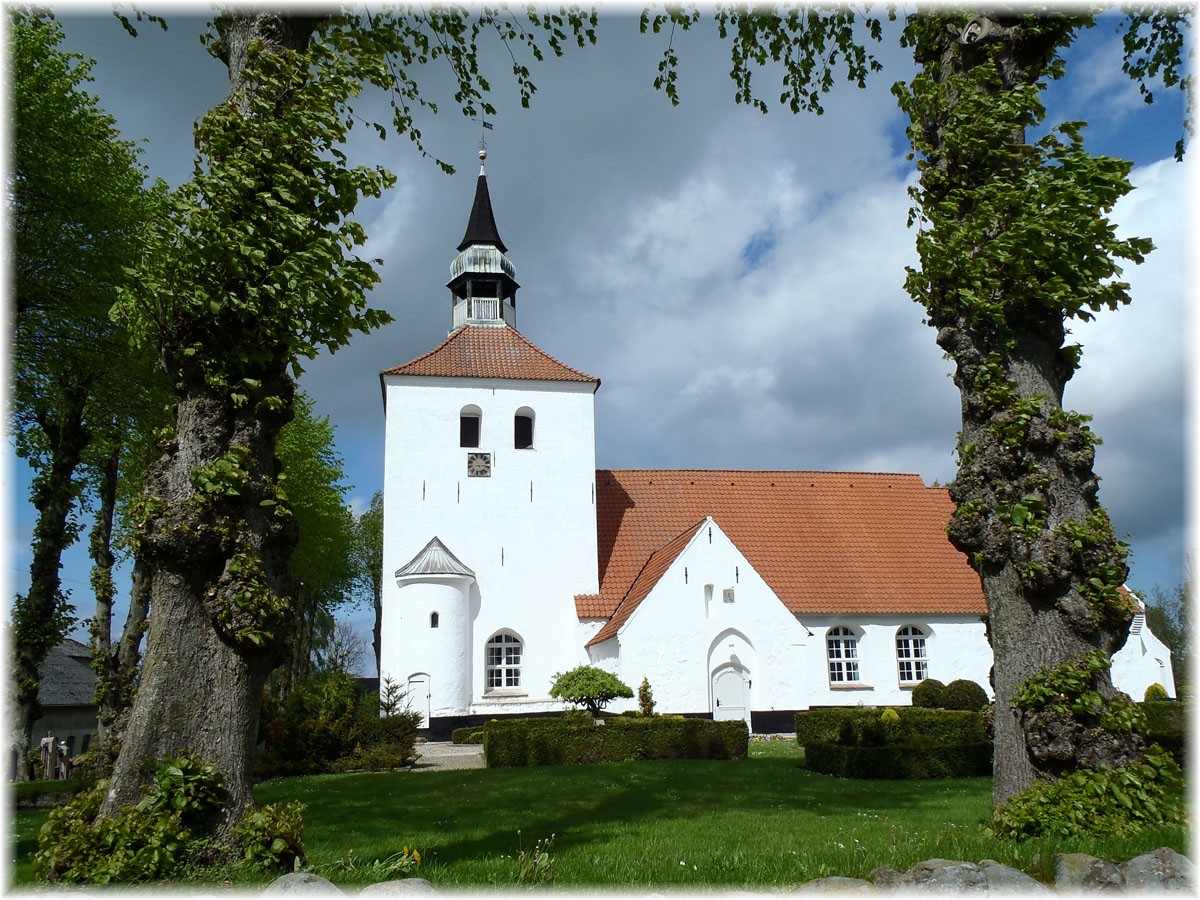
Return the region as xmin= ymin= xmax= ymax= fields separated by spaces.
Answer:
xmin=411 ymin=741 xmax=485 ymax=771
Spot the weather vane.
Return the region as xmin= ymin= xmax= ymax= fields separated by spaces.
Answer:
xmin=479 ymin=119 xmax=493 ymax=160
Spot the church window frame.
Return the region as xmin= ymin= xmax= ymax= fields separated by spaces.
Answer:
xmin=896 ymin=625 xmax=929 ymax=685
xmin=826 ymin=626 xmax=861 ymax=684
xmin=460 ymin=405 xmax=482 ymax=448
xmin=485 ymin=630 xmax=523 ymax=692
xmin=514 ymin=407 xmax=535 ymax=450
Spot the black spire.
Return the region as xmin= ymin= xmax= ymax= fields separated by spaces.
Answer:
xmin=457 ymin=169 xmax=507 ymax=254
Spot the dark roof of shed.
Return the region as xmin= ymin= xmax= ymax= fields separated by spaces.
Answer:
xmin=39 ymin=638 xmax=96 ymax=707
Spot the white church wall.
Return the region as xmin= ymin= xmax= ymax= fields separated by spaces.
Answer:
xmin=604 ymin=518 xmax=814 ymax=716
xmin=380 ymin=373 xmax=599 ymax=717
xmin=1111 ymin=621 xmax=1176 ymax=700
xmin=795 ymin=614 xmax=993 ymax=708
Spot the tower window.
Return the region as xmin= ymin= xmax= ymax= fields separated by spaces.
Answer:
xmin=430 ymin=612 xmax=439 ymax=629
xmin=514 ymin=407 xmax=535 ymax=449
xmin=460 ymin=405 xmax=481 ymax=448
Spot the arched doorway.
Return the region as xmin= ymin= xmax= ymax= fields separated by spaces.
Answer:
xmin=711 ymin=664 xmax=750 ymax=727
xmin=407 ymin=673 xmax=432 ymax=729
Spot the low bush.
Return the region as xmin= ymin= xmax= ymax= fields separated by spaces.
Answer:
xmin=32 ymin=752 xmax=304 ymax=884
xmin=451 ymin=726 xmax=485 ymax=745
xmin=256 ymin=670 xmax=420 ymax=777
xmin=989 ymin=747 xmax=1184 ymax=839
xmin=910 ymin=678 xmax=946 ymax=708
xmin=796 ymin=707 xmax=986 ymax=749
xmin=13 ymin=776 xmax=93 ymax=808
xmin=484 ymin=717 xmax=748 ymax=767
xmin=1141 ymin=699 xmax=1187 ymax=766
xmin=806 ymin=740 xmax=992 ymax=778
xmin=942 ymin=679 xmax=989 ymax=710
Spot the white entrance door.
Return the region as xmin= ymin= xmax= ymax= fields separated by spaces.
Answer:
xmin=407 ymin=673 xmax=431 ymax=729
xmin=712 ymin=665 xmax=750 ymax=726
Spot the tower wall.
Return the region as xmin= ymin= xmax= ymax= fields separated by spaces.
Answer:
xmin=380 ymin=373 xmax=599 ymax=716
xmin=382 ymin=576 xmax=475 ymax=716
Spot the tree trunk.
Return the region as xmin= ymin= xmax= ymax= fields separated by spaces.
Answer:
xmin=88 ymin=442 xmax=120 ymax=758
xmin=900 ymin=14 xmax=1145 ymax=807
xmin=99 ymin=12 xmax=318 ymax=832
xmin=10 ymin=385 xmax=90 ymax=780
xmin=373 ymin=582 xmax=383 ymax=678
xmin=101 ymin=381 xmax=297 ymax=832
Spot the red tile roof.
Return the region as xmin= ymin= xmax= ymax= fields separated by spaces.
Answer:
xmin=587 ymin=519 xmax=704 ymax=645
xmin=382 ymin=325 xmax=599 ymax=385
xmin=585 ymin=470 xmax=985 ymax=630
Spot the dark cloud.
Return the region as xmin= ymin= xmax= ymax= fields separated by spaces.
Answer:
xmin=13 ymin=10 xmax=1188 ymax=621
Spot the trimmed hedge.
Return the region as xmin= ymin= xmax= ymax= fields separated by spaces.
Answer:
xmin=484 ymin=716 xmax=748 ymax=767
xmin=795 ymin=707 xmax=987 ymax=748
xmin=451 ymin=726 xmax=485 ymax=745
xmin=806 ymin=740 xmax=992 ymax=778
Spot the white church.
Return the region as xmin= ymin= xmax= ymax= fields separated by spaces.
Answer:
xmin=377 ymin=152 xmax=1176 ymax=738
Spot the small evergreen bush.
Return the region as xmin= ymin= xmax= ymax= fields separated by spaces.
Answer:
xmin=911 ymin=678 xmax=947 ymax=708
xmin=942 ymin=679 xmax=989 ymax=710
xmin=638 ymin=676 xmax=657 ymax=716
xmin=1144 ymin=682 xmax=1169 ymax=702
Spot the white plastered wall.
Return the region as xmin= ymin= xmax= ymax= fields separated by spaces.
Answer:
xmin=1111 ymin=618 xmax=1177 ymax=700
xmin=592 ymin=518 xmax=815 ymax=715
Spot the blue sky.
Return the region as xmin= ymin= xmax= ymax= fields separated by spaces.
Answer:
xmin=7 ymin=9 xmax=1192 ymax=672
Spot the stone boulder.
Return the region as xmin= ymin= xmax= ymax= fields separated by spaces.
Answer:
xmin=1120 ymin=848 xmax=1193 ymax=891
xmin=1055 ymin=853 xmax=1124 ymax=891
xmin=263 ymin=872 xmax=345 ymax=895
xmin=358 ymin=878 xmax=440 ymax=895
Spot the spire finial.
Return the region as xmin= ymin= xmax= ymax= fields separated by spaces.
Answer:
xmin=478 ymin=120 xmax=493 ymax=172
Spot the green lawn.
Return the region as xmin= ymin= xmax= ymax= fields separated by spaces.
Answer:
xmin=10 ymin=743 xmax=1188 ymax=889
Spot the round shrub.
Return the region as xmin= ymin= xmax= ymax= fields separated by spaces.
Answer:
xmin=943 ymin=679 xmax=989 ymax=710
xmin=880 ymin=707 xmax=901 ymax=725
xmin=911 ymin=678 xmax=947 ymax=708
xmin=1144 ymin=682 xmax=1169 ymax=702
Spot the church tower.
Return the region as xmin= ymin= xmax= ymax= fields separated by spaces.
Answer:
xmin=378 ymin=147 xmax=601 ymax=733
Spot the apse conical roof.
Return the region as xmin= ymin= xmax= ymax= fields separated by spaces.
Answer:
xmin=395 ymin=536 xmax=475 ymax=579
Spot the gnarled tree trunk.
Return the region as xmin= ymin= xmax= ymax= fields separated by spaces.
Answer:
xmin=899 ymin=13 xmax=1146 ymax=807
xmin=100 ymin=12 xmax=317 ymax=833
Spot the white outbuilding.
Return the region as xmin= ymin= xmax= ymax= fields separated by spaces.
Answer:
xmin=378 ymin=154 xmax=1176 ymax=738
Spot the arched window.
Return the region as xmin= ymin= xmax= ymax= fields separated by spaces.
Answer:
xmin=896 ymin=625 xmax=929 ymax=685
xmin=826 ymin=626 xmax=860 ymax=683
xmin=460 ymin=405 xmax=482 ymax=448
xmin=430 ymin=612 xmax=439 ymax=629
xmin=514 ymin=407 xmax=535 ymax=449
xmin=485 ymin=631 xmax=523 ymax=690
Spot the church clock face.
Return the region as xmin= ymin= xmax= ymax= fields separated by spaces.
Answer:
xmin=467 ymin=452 xmax=492 ymax=478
